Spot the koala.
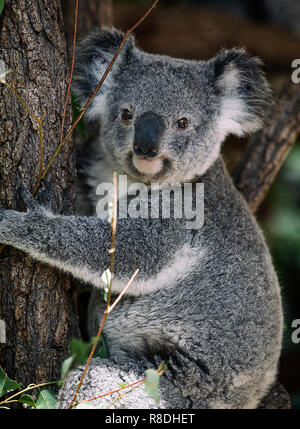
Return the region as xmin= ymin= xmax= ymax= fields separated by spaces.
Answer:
xmin=0 ymin=28 xmax=283 ymax=409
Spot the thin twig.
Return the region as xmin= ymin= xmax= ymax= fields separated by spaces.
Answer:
xmin=77 ymin=362 xmax=167 ymax=407
xmin=59 ymin=0 xmax=78 ymax=145
xmin=68 ymin=172 xmax=140 ymax=408
xmin=105 ymin=363 xmax=167 ymax=409
xmin=68 ymin=309 xmax=107 ymax=408
xmin=38 ymin=0 xmax=159 ymax=187
xmin=106 ymin=382 xmax=144 ymax=409
xmin=0 ymin=80 xmax=45 ymax=255
xmin=68 ymin=172 xmax=119 ymax=409
xmin=0 ymin=381 xmax=56 ymax=406
xmin=77 ymin=378 xmax=146 ymax=406
xmin=66 ymin=2 xmax=160 ymax=406
xmin=2 ymin=81 xmax=40 ymax=124
xmin=107 ymin=269 xmax=139 ymax=314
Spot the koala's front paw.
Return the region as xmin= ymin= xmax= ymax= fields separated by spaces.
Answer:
xmin=18 ymin=182 xmax=52 ymax=213
xmin=36 ymin=180 xmax=52 ymax=209
xmin=0 ymin=204 xmax=25 ymax=245
xmin=0 ymin=204 xmax=6 ymax=222
xmin=0 ymin=183 xmax=53 ymax=246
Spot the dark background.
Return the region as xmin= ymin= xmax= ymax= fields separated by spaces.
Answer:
xmin=112 ymin=0 xmax=300 ymax=408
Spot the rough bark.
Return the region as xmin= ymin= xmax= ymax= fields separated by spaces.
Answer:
xmin=233 ymin=82 xmax=300 ymax=213
xmin=0 ymin=0 xmax=80 ymax=388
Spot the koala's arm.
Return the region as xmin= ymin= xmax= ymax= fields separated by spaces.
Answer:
xmin=0 ymin=187 xmax=180 ymax=289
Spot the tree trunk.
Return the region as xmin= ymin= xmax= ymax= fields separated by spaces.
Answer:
xmin=0 ymin=0 xmax=80 ymax=388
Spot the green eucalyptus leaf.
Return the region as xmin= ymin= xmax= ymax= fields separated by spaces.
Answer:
xmin=36 ymin=390 xmax=57 ymax=409
xmin=70 ymin=338 xmax=91 ymax=365
xmin=118 ymin=382 xmax=127 ymax=389
xmin=58 ymin=355 xmax=75 ymax=386
xmin=0 ymin=367 xmax=22 ymax=398
xmin=92 ymin=335 xmax=108 ymax=359
xmin=144 ymin=369 xmax=160 ymax=404
xmin=0 ymin=0 xmax=5 ymax=17
xmin=19 ymin=394 xmax=37 ymax=408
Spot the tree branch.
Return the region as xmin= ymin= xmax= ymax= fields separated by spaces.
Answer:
xmin=233 ymin=82 xmax=300 ymax=213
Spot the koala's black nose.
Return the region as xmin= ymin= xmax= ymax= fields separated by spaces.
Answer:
xmin=133 ymin=112 xmax=165 ymax=158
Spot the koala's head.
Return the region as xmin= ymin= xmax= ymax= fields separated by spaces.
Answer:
xmin=74 ymin=28 xmax=273 ymax=184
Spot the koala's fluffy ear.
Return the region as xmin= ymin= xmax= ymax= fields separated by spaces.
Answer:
xmin=211 ymin=48 xmax=273 ymax=140
xmin=73 ymin=28 xmax=134 ymax=119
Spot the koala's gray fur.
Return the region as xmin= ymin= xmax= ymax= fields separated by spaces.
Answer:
xmin=0 ymin=28 xmax=282 ymax=409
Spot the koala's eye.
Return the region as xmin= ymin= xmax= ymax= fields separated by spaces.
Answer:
xmin=121 ymin=109 xmax=133 ymax=124
xmin=176 ymin=118 xmax=189 ymax=129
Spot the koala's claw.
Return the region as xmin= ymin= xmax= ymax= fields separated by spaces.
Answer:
xmin=18 ymin=181 xmax=52 ymax=212
xmin=36 ymin=180 xmax=52 ymax=209
xmin=18 ymin=185 xmax=39 ymax=211
xmin=0 ymin=204 xmax=5 ymax=221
